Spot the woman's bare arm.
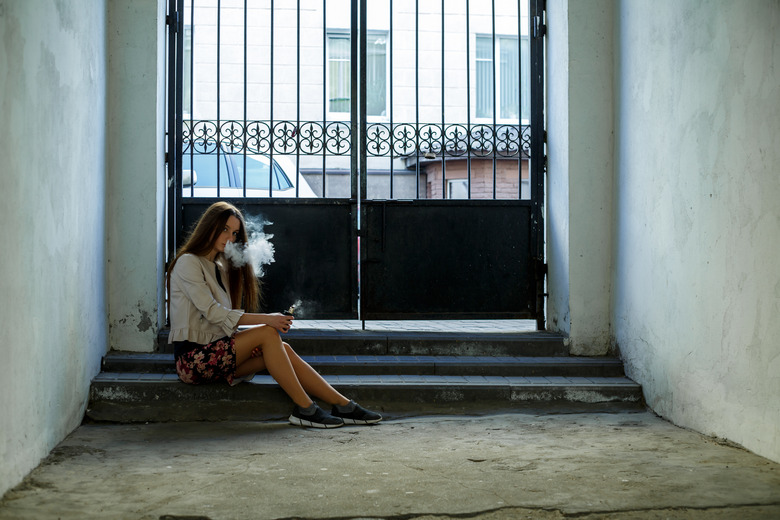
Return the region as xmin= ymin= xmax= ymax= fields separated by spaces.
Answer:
xmin=237 ymin=312 xmax=293 ymax=333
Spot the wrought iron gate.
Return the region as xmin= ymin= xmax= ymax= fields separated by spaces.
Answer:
xmin=166 ymin=0 xmax=546 ymax=327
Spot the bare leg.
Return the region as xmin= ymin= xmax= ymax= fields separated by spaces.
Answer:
xmin=282 ymin=343 xmax=350 ymax=406
xmin=234 ymin=355 xmax=266 ymax=377
xmin=233 ymin=325 xmax=312 ymax=408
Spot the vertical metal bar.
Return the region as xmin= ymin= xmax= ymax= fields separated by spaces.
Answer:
xmin=296 ymin=0 xmax=301 ymax=197
xmin=322 ymin=0 xmax=327 ymax=196
xmin=440 ymin=0 xmax=446 ymax=199
xmin=177 ymin=0 xmax=184 ymax=221
xmin=466 ymin=0 xmax=471 ymax=199
xmin=389 ymin=0 xmax=394 ymax=199
xmin=216 ymin=0 xmax=222 ymax=197
xmin=242 ymin=0 xmax=247 ymax=198
xmin=350 ymin=0 xmax=358 ymax=200
xmin=517 ymin=0 xmax=522 ymax=199
xmin=269 ymin=0 xmax=275 ymax=197
xmin=166 ymin=0 xmax=174 ymax=257
xmin=350 ymin=0 xmax=361 ymax=322
xmin=491 ymin=0 xmax=497 ymax=199
xmin=415 ymin=0 xmax=420 ymax=199
xmin=188 ymin=0 xmax=194 ymax=199
xmin=167 ymin=0 xmax=184 ymax=260
xmin=359 ymin=0 xmax=367 ymax=202
xmin=530 ymin=0 xmax=546 ymax=329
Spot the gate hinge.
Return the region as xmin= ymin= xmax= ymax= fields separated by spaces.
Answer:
xmin=533 ymin=15 xmax=546 ymax=39
xmin=166 ymin=12 xmax=179 ymax=31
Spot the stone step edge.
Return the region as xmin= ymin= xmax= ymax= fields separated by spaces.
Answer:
xmin=155 ymin=330 xmax=567 ymax=355
xmin=87 ymin=375 xmax=644 ymax=423
xmin=157 ymin=329 xmax=563 ymax=340
xmin=104 ymin=353 xmax=621 ymax=364
xmin=101 ymin=354 xmax=625 ymax=375
xmin=92 ymin=372 xmax=639 ymax=387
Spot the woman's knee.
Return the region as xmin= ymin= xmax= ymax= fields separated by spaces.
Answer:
xmin=236 ymin=325 xmax=280 ymax=353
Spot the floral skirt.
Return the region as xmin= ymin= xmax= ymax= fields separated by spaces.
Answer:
xmin=175 ymin=336 xmax=237 ymax=385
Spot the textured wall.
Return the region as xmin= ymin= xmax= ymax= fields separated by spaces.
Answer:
xmin=0 ymin=0 xmax=108 ymax=496
xmin=546 ymin=0 xmax=615 ymax=354
xmin=106 ymin=0 xmax=166 ymax=352
xmin=612 ymin=0 xmax=780 ymax=462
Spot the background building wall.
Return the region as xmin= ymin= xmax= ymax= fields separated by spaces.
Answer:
xmin=424 ymin=159 xmax=529 ymax=200
xmin=0 ymin=0 xmax=108 ymax=496
xmin=612 ymin=0 xmax=780 ymax=463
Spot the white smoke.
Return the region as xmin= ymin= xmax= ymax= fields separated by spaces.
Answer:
xmin=287 ymin=299 xmax=304 ymax=316
xmin=224 ymin=217 xmax=275 ymax=276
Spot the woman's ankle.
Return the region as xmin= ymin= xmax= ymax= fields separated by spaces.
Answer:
xmin=297 ymin=401 xmax=317 ymax=415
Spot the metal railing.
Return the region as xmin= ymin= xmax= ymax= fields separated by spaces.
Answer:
xmin=183 ymin=120 xmax=530 ymax=159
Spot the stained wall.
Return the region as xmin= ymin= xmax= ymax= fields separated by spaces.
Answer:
xmin=612 ymin=0 xmax=780 ymax=463
xmin=0 ymin=0 xmax=108 ymax=495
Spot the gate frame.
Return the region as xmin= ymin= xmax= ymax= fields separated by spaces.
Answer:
xmin=165 ymin=0 xmax=547 ymax=328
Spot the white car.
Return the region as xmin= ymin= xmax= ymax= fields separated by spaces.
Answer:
xmin=182 ymin=147 xmax=317 ymax=198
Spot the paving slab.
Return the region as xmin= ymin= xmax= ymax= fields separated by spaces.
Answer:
xmin=1 ymin=412 xmax=779 ymax=520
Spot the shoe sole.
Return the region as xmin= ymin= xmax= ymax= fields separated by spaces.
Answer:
xmin=340 ymin=417 xmax=383 ymax=425
xmin=288 ymin=415 xmax=344 ymax=429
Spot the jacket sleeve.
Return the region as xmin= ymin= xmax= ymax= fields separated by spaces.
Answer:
xmin=173 ymin=255 xmax=244 ymax=337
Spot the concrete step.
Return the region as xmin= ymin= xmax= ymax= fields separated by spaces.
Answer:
xmin=89 ymin=329 xmax=642 ymax=423
xmin=87 ymin=373 xmax=644 ymax=423
xmin=102 ymin=352 xmax=627 ymax=378
xmin=156 ymin=329 xmax=569 ymax=357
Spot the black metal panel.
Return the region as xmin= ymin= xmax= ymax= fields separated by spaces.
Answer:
xmin=361 ymin=200 xmax=535 ymax=320
xmin=182 ymin=199 xmax=357 ymax=319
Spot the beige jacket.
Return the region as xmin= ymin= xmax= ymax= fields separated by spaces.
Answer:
xmin=168 ymin=253 xmax=244 ymax=345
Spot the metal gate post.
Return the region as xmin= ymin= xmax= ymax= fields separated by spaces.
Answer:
xmin=166 ymin=0 xmax=184 ymax=265
xmin=530 ymin=0 xmax=547 ymax=330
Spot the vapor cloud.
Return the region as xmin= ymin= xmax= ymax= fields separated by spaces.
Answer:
xmin=224 ymin=217 xmax=275 ymax=276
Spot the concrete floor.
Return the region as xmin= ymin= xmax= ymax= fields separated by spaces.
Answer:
xmin=1 ymin=411 xmax=779 ymax=520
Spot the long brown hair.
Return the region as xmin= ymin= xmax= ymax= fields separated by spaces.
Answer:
xmin=166 ymin=202 xmax=261 ymax=313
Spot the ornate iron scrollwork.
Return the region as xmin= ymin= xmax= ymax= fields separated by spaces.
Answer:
xmin=182 ymin=120 xmax=528 ymax=158
xmin=366 ymin=123 xmax=391 ymax=157
xmin=325 ymin=122 xmax=351 ymax=155
xmin=245 ymin=121 xmax=271 ymax=154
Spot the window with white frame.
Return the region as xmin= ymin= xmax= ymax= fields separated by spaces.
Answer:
xmin=327 ymin=32 xmax=387 ymax=118
xmin=183 ymin=25 xmax=192 ymax=117
xmin=475 ymin=35 xmax=530 ymax=122
xmin=448 ymin=179 xmax=469 ymax=200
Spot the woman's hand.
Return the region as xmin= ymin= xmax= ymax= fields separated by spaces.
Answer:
xmin=237 ymin=312 xmax=294 ymax=333
xmin=265 ymin=312 xmax=294 ymax=333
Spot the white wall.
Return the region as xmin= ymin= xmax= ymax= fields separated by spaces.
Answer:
xmin=0 ymin=0 xmax=108 ymax=496
xmin=106 ymin=0 xmax=167 ymax=352
xmin=546 ymin=0 xmax=615 ymax=355
xmin=612 ymin=0 xmax=780 ymax=463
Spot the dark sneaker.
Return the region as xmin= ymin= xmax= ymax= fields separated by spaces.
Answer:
xmin=331 ymin=403 xmax=383 ymax=425
xmin=288 ymin=405 xmax=344 ymax=429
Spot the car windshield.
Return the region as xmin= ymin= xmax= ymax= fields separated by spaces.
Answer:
xmin=233 ymin=154 xmax=294 ymax=191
